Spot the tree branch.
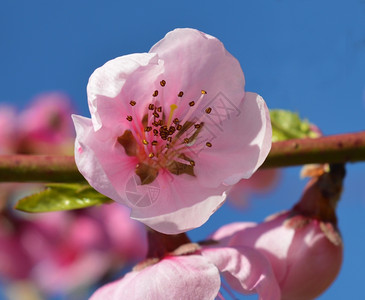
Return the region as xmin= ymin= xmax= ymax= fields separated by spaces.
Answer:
xmin=261 ymin=131 xmax=365 ymax=168
xmin=0 ymin=131 xmax=364 ymax=182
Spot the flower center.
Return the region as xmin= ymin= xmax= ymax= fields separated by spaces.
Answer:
xmin=118 ymin=80 xmax=213 ymax=185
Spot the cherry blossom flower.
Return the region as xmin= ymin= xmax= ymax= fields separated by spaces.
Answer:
xmin=73 ymin=28 xmax=272 ymax=234
xmin=90 ymin=243 xmax=281 ymax=300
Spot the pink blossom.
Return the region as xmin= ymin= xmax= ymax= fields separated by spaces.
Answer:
xmin=213 ymin=212 xmax=343 ymax=300
xmin=90 ymin=244 xmax=281 ymax=300
xmin=17 ymin=92 xmax=75 ymax=154
xmin=73 ymin=28 xmax=272 ymax=234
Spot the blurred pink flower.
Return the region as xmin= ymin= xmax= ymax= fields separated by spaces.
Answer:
xmin=90 ymin=243 xmax=280 ymax=300
xmin=73 ymin=28 xmax=272 ymax=234
xmin=0 ymin=221 xmax=33 ymax=280
xmin=17 ymin=92 xmax=75 ymax=154
xmin=0 ymin=204 xmax=147 ymax=294
xmin=228 ymin=169 xmax=280 ymax=209
xmin=0 ymin=106 xmax=17 ymax=154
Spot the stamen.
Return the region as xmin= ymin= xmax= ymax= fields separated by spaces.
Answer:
xmin=205 ymin=107 xmax=212 ymax=114
xmin=151 ymin=141 xmax=158 ymax=146
xmin=189 ymin=101 xmax=195 ymax=107
xmin=130 ymin=100 xmax=136 ymax=106
xmin=180 ymin=91 xmax=207 ymax=125
xmin=160 ymin=80 xmax=166 ymax=87
xmin=206 ymin=142 xmax=212 ymax=147
xmin=142 ymin=139 xmax=149 ymax=145
xmin=178 ymin=91 xmax=184 ymax=97
xmin=126 ymin=115 xmax=133 ymax=121
xmin=149 ymin=153 xmax=155 ymax=158
xmin=201 ymin=90 xmax=207 ymax=94
xmin=149 ymin=104 xmax=155 ymax=110
xmin=190 ymin=160 xmax=195 ymax=166
xmin=153 ymin=90 xmax=159 ymax=97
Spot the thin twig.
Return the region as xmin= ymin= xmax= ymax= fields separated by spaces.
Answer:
xmin=0 ymin=131 xmax=364 ymax=182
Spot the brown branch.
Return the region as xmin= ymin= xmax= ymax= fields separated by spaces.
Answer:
xmin=0 ymin=155 xmax=84 ymax=183
xmin=0 ymin=131 xmax=364 ymax=182
xmin=261 ymin=131 xmax=365 ymax=168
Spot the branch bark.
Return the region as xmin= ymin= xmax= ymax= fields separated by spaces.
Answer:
xmin=0 ymin=131 xmax=364 ymax=182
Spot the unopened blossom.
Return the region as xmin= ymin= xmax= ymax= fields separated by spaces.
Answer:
xmin=213 ymin=164 xmax=344 ymax=300
xmin=90 ymin=243 xmax=281 ymax=300
xmin=73 ymin=28 xmax=272 ymax=233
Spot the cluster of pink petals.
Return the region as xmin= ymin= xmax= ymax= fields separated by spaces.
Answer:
xmin=213 ymin=212 xmax=343 ymax=300
xmin=0 ymin=203 xmax=147 ymax=294
xmin=90 ymin=243 xmax=280 ymax=300
xmin=73 ymin=28 xmax=272 ymax=234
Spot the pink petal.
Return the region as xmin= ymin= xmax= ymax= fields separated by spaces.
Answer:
xmin=279 ymin=221 xmax=343 ymax=300
xmin=73 ymin=114 xmax=129 ymax=203
xmin=201 ymin=246 xmax=281 ymax=300
xmin=149 ymin=28 xmax=245 ymax=113
xmin=194 ymin=92 xmax=272 ymax=188
xmin=128 ymin=172 xmax=228 ymax=234
xmin=228 ymin=213 xmax=295 ymax=284
xmin=90 ymin=255 xmax=221 ymax=300
xmin=87 ymin=53 xmax=164 ymax=131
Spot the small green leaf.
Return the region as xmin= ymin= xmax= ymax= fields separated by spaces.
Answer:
xmin=15 ymin=183 xmax=113 ymax=213
xmin=270 ymin=109 xmax=320 ymax=142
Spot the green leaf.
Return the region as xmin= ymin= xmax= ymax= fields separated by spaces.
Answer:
xmin=270 ymin=109 xmax=320 ymax=142
xmin=15 ymin=183 xmax=113 ymax=213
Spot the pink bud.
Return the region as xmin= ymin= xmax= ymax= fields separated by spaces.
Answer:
xmin=214 ymin=164 xmax=344 ymax=300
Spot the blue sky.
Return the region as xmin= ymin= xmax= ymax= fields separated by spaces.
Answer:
xmin=1 ymin=0 xmax=365 ymax=299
